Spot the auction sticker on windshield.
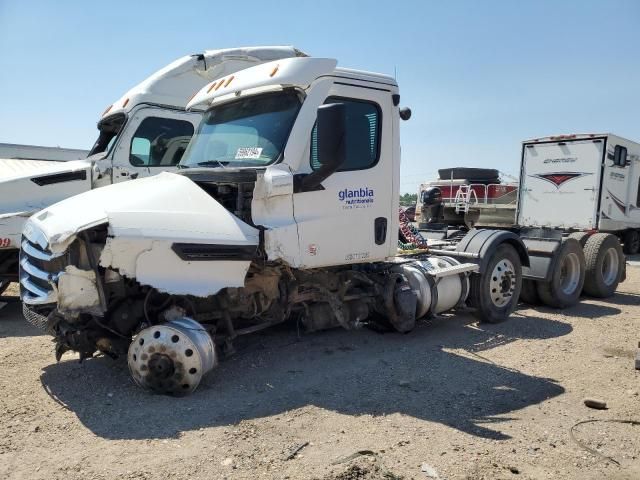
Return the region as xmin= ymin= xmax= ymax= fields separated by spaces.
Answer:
xmin=235 ymin=147 xmax=263 ymax=159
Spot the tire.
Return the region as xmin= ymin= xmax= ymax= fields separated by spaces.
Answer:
xmin=568 ymin=231 xmax=590 ymax=248
xmin=519 ymin=279 xmax=540 ymax=305
xmin=0 ymin=281 xmax=8 ymax=296
xmin=469 ymin=244 xmax=522 ymax=323
xmin=622 ymin=230 xmax=640 ymax=255
xmin=583 ymin=233 xmax=625 ymax=298
xmin=536 ymin=238 xmax=585 ymax=308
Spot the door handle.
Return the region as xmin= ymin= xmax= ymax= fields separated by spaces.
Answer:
xmin=374 ymin=217 xmax=387 ymax=245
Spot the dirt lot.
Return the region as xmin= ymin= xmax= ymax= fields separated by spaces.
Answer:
xmin=1 ymin=268 xmax=639 ymax=480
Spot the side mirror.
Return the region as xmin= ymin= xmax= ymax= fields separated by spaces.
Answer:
xmin=301 ymin=103 xmax=346 ymax=191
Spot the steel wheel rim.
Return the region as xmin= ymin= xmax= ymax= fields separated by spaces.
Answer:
xmin=560 ymin=252 xmax=581 ymax=295
xmin=601 ymin=248 xmax=619 ymax=286
xmin=489 ymin=258 xmax=516 ymax=307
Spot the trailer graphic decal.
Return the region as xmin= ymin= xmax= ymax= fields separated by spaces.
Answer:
xmin=606 ymin=189 xmax=636 ymax=214
xmin=529 ymin=172 xmax=592 ymax=189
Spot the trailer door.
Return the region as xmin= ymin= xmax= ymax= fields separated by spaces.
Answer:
xmin=517 ymin=139 xmax=604 ymax=229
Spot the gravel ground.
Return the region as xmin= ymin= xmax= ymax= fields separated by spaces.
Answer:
xmin=1 ymin=268 xmax=639 ymax=480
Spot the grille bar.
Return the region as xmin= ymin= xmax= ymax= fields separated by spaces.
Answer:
xmin=20 ymin=271 xmax=57 ymax=304
xmin=19 ymin=256 xmax=52 ymax=282
xmin=21 ymin=239 xmax=58 ymax=261
xmin=19 ymin=229 xmax=61 ymax=306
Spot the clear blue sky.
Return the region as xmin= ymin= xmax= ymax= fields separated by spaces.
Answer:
xmin=1 ymin=0 xmax=639 ymax=193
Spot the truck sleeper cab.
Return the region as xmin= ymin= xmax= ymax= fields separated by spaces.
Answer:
xmin=20 ymin=56 xmax=527 ymax=395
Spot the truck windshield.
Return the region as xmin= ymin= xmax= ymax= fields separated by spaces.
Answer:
xmin=180 ymin=90 xmax=301 ymax=168
xmin=88 ymin=112 xmax=126 ymax=157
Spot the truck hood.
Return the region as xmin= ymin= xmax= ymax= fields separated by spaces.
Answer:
xmin=0 ymin=159 xmax=93 ymax=216
xmin=25 ymin=171 xmax=259 ymax=253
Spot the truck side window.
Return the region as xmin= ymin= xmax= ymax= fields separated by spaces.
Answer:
xmin=310 ymin=97 xmax=381 ymax=172
xmin=129 ymin=117 xmax=195 ymax=167
xmin=613 ymin=145 xmax=628 ymax=167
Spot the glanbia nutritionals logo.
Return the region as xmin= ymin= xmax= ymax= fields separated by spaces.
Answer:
xmin=338 ymin=187 xmax=374 ymax=209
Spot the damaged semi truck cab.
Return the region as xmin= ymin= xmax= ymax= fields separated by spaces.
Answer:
xmin=0 ymin=46 xmax=304 ymax=294
xmin=20 ymin=56 xmax=528 ymax=395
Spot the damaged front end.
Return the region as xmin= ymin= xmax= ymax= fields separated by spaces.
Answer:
xmin=19 ymin=172 xmax=265 ymax=391
xmin=19 ymin=169 xmax=417 ymax=396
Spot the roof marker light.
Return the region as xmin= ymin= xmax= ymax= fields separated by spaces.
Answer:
xmin=206 ymin=82 xmax=217 ymax=93
xmin=270 ymin=65 xmax=279 ymax=77
xmin=102 ymin=105 xmax=113 ymax=116
xmin=224 ymin=75 xmax=234 ymax=87
xmin=122 ymin=98 xmax=130 ymax=108
xmin=214 ymin=79 xmax=225 ymax=91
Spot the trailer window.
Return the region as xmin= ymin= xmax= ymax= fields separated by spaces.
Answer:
xmin=614 ymin=145 xmax=628 ymax=167
xmin=129 ymin=117 xmax=194 ymax=167
xmin=310 ymin=97 xmax=381 ymax=172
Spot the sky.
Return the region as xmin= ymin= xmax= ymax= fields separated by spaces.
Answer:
xmin=1 ymin=0 xmax=639 ymax=193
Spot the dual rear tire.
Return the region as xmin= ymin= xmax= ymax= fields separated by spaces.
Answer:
xmin=519 ymin=232 xmax=624 ymax=307
xmin=583 ymin=233 xmax=625 ymax=298
xmin=536 ymin=238 xmax=585 ymax=308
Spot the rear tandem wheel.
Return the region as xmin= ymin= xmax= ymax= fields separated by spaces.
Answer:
xmin=536 ymin=238 xmax=585 ymax=308
xmin=583 ymin=233 xmax=625 ymax=298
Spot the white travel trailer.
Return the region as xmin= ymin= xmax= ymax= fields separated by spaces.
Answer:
xmin=518 ymin=133 xmax=640 ymax=254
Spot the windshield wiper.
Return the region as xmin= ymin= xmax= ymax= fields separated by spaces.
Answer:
xmin=196 ymin=160 xmax=229 ymax=169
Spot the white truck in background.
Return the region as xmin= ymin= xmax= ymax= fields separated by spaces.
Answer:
xmin=20 ymin=55 xmax=531 ymax=395
xmin=0 ymin=46 xmax=305 ymax=295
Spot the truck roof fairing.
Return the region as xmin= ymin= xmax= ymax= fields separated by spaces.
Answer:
xmin=186 ymin=57 xmax=339 ymax=110
xmin=103 ymin=46 xmax=307 ymax=117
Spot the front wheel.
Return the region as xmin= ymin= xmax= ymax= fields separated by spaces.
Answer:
xmin=469 ymin=244 xmax=522 ymax=323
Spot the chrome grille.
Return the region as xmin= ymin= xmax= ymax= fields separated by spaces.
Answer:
xmin=19 ymin=236 xmax=64 ymax=306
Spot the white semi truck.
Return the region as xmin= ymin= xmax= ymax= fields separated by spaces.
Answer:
xmin=19 ymin=56 xmax=532 ymax=395
xmin=0 ymin=46 xmax=305 ymax=295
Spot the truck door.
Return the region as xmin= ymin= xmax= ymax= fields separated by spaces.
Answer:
xmin=292 ymin=84 xmax=394 ymax=268
xmin=110 ymin=106 xmax=201 ymax=183
xmin=517 ymin=139 xmax=604 ymax=229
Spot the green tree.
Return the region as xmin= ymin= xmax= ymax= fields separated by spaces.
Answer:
xmin=399 ymin=193 xmax=417 ymax=206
